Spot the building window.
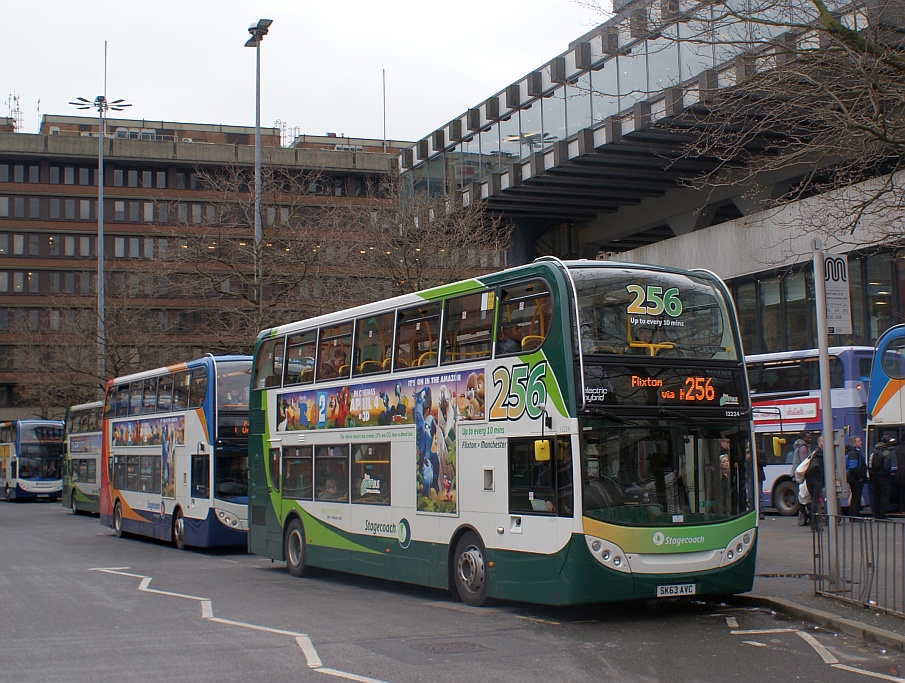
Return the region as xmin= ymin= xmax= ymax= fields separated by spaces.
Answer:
xmin=48 ymin=236 xmax=60 ymax=257
xmin=64 ymin=199 xmax=76 ymax=220
xmin=128 ymin=170 xmax=139 ymax=188
xmin=0 ymin=235 xmax=7 ymax=255
xmin=0 ymin=197 xmax=7 ymax=217
xmin=13 ymin=234 xmax=24 ymax=255
xmin=80 ymin=236 xmax=91 ymax=257
xmin=50 ymin=166 xmax=61 ymax=184
xmin=64 ymin=167 xmax=75 ymax=185
xmin=113 ymin=169 xmax=124 ymax=187
xmin=28 ymin=235 xmax=39 ymax=256
xmin=28 ymin=198 xmax=40 ymax=219
xmin=50 ymin=198 xmax=61 ymax=219
xmin=114 ymin=201 xmax=125 ymax=221
xmin=115 ymin=238 xmax=125 ymax=258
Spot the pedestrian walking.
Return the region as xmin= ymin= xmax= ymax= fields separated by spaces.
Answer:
xmin=869 ymin=436 xmax=895 ymax=519
xmin=805 ymin=436 xmax=824 ymax=530
xmin=845 ymin=435 xmax=867 ymax=516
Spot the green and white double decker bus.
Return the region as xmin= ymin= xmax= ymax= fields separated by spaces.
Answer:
xmin=248 ymin=258 xmax=756 ymax=606
xmin=63 ymin=401 xmax=104 ymax=515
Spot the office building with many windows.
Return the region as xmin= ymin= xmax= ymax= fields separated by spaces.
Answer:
xmin=0 ymin=117 xmax=406 ymax=416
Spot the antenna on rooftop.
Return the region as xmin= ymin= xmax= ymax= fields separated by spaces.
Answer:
xmin=5 ymin=93 xmax=22 ymax=132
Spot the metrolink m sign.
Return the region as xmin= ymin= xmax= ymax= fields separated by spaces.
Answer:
xmin=824 ymin=255 xmax=852 ymax=335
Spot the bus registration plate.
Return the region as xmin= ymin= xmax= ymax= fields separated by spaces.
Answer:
xmin=657 ymin=583 xmax=696 ymax=597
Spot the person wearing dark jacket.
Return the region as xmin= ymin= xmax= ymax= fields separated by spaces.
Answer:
xmin=845 ymin=435 xmax=867 ymax=516
xmin=805 ymin=436 xmax=825 ymax=530
xmin=869 ymin=437 xmax=895 ymax=519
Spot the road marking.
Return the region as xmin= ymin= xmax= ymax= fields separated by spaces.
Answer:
xmin=90 ymin=567 xmax=388 ymax=682
xmin=832 ymin=663 xmax=905 ymax=682
xmin=797 ymin=631 xmax=839 ymax=664
xmin=725 ymin=617 xmax=739 ymax=628
xmin=729 ymin=616 xmax=905 ymax=681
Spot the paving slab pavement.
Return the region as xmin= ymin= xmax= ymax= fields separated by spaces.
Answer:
xmin=736 ymin=513 xmax=905 ymax=651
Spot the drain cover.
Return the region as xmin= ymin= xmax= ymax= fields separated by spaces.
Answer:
xmin=411 ymin=642 xmax=489 ymax=655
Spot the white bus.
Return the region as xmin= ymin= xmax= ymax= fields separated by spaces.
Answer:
xmin=746 ymin=346 xmax=873 ymax=515
xmin=100 ymin=355 xmax=253 ymax=549
xmin=0 ymin=420 xmax=65 ymax=501
xmin=63 ymin=401 xmax=104 ymax=514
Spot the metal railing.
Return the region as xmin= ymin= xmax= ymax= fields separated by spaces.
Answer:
xmin=813 ymin=515 xmax=905 ymax=617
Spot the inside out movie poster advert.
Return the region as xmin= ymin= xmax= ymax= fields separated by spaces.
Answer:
xmin=276 ymin=368 xmax=487 ymax=514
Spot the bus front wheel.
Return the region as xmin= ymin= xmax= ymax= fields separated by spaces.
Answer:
xmin=113 ymin=501 xmax=124 ymax=537
xmin=70 ymin=492 xmax=79 ymax=515
xmin=774 ymin=480 xmax=800 ymax=516
xmin=452 ymin=532 xmax=489 ymax=607
xmin=285 ymin=518 xmax=307 ymax=577
xmin=173 ymin=509 xmax=186 ymax=550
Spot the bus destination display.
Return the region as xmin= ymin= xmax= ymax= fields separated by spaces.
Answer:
xmin=584 ymin=365 xmax=743 ymax=408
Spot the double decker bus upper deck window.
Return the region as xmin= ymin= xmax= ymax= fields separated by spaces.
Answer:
xmin=569 ymin=267 xmax=738 ymax=361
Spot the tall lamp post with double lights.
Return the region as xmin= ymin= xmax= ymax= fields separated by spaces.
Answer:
xmin=69 ymin=95 xmax=131 ymax=392
xmin=244 ymin=18 xmax=273 ymax=318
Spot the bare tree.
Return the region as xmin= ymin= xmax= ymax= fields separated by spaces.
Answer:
xmin=585 ymin=0 xmax=905 ymax=244
xmin=160 ymin=163 xmax=365 ymax=351
xmin=350 ymin=173 xmax=513 ymax=295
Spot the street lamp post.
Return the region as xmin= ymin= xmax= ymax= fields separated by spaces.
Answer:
xmin=69 ymin=95 xmax=131 ymax=393
xmin=245 ymin=18 xmax=273 ymax=319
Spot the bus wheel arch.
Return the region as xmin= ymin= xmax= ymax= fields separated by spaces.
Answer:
xmin=284 ymin=515 xmax=308 ymax=578
xmin=450 ymin=528 xmax=489 ymax=607
xmin=773 ymin=479 xmax=800 ymax=516
xmin=172 ymin=507 xmax=186 ymax=550
xmin=113 ymin=499 xmax=124 ymax=537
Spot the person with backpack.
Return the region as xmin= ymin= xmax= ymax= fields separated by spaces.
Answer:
xmin=845 ymin=435 xmax=867 ymax=516
xmin=869 ymin=437 xmax=895 ymax=519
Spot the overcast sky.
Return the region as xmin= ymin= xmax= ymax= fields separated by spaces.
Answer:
xmin=4 ymin=0 xmax=607 ymax=143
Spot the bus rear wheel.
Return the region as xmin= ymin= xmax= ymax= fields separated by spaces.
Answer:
xmin=173 ymin=509 xmax=186 ymax=550
xmin=453 ymin=532 xmax=488 ymax=607
xmin=113 ymin=500 xmax=124 ymax=537
xmin=285 ymin=518 xmax=307 ymax=577
xmin=774 ymin=480 xmax=800 ymax=516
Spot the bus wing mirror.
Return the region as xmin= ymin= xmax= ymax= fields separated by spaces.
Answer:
xmin=535 ymin=440 xmax=551 ymax=462
xmin=772 ymin=436 xmax=786 ymax=458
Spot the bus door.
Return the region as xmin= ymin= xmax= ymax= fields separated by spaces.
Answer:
xmin=249 ymin=439 xmax=284 ymax=557
xmin=502 ymin=437 xmax=573 ymax=549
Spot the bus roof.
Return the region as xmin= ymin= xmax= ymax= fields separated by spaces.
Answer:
xmin=745 ymin=346 xmax=874 ymax=363
xmin=105 ymin=354 xmax=253 ymax=387
xmin=255 ymin=258 xmax=729 ymax=342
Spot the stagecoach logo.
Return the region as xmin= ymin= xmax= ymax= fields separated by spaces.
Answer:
xmin=652 ymin=531 xmax=706 ymax=547
xmin=397 ymin=518 xmax=411 ymax=549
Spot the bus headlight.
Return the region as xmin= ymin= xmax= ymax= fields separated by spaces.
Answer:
xmin=585 ymin=535 xmax=631 ymax=574
xmin=719 ymin=530 xmax=756 ymax=567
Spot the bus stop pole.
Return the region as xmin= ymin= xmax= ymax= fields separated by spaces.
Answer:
xmin=813 ymin=239 xmax=840 ymax=520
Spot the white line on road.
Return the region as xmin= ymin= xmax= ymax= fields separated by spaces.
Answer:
xmin=90 ymin=567 xmax=389 ymax=683
xmin=797 ymin=631 xmax=839 ymax=664
xmin=831 ymin=663 xmax=905 ymax=682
